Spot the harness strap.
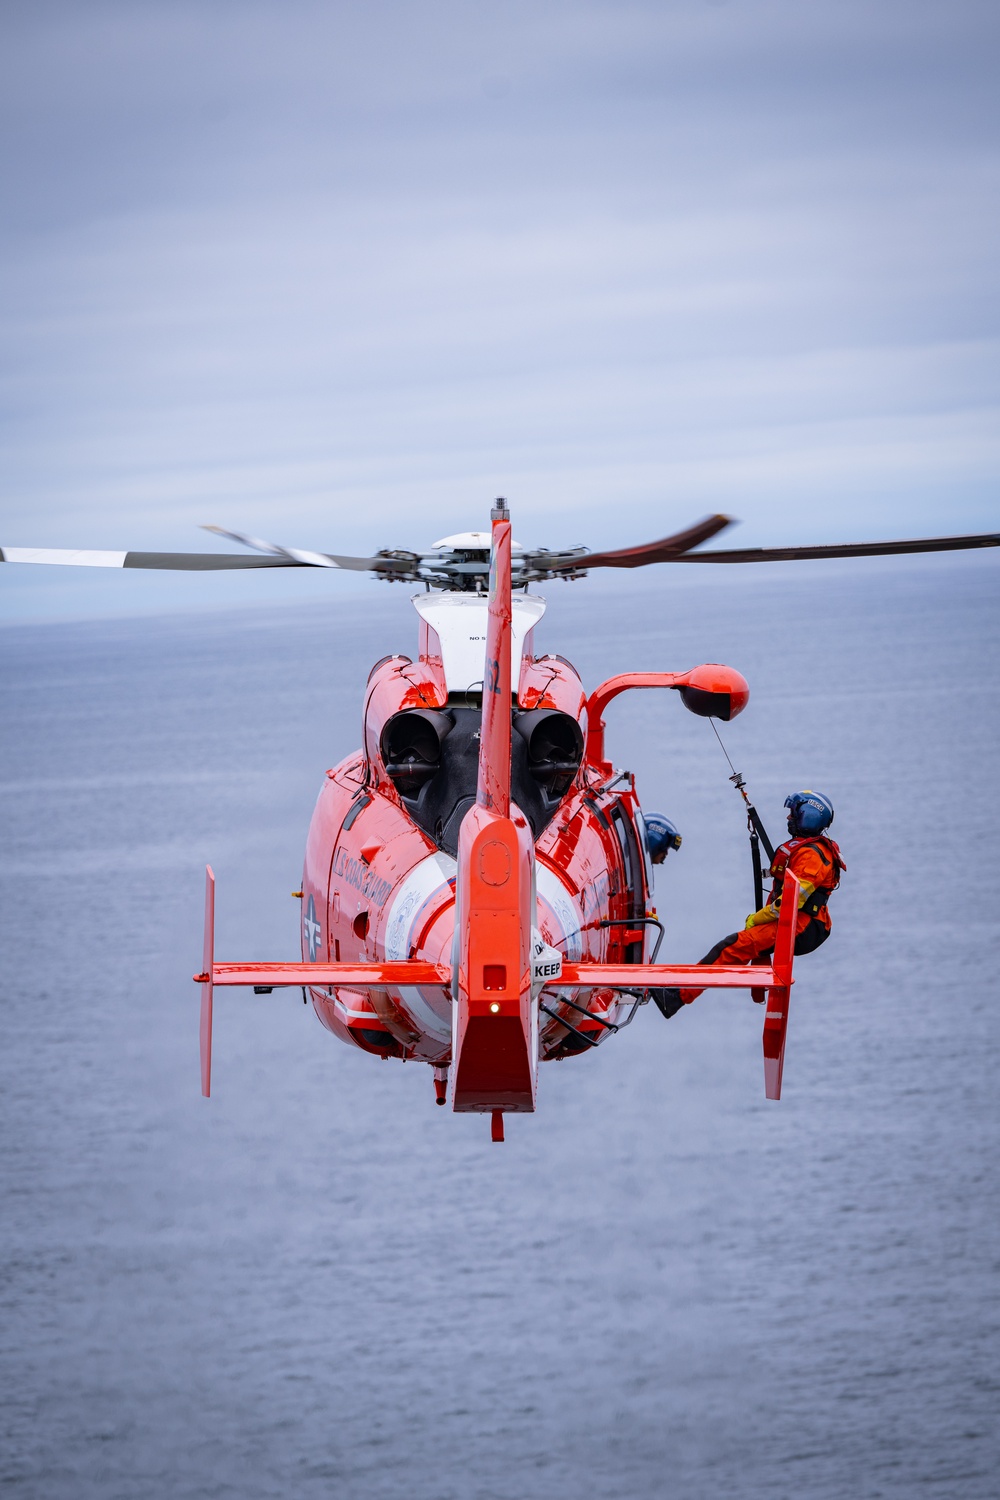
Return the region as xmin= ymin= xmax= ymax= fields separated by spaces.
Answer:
xmin=771 ymin=835 xmax=843 ymax=914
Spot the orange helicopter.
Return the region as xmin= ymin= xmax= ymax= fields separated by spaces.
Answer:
xmin=3 ymin=506 xmax=997 ymax=1138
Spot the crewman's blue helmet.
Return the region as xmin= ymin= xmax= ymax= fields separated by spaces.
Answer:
xmin=644 ymin=812 xmax=683 ymax=863
xmin=785 ymin=790 xmax=834 ymax=837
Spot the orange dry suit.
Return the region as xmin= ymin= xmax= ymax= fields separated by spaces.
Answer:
xmin=678 ymin=833 xmax=846 ymax=1003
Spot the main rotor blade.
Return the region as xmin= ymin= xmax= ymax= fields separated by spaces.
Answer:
xmin=541 ymin=514 xmax=735 ymax=572
xmin=0 ymin=547 xmax=303 ymax=569
xmin=668 ymin=532 xmax=1000 ymax=564
xmin=200 ymin=524 xmax=413 ymax=573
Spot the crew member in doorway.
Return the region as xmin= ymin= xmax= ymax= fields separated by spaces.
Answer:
xmin=644 ymin=812 xmax=682 ymax=865
xmin=652 ymin=790 xmax=845 ymax=1019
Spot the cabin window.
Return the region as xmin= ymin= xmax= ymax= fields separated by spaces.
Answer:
xmin=610 ymin=803 xmax=646 ymax=962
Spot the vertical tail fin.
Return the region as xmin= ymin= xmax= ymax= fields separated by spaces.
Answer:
xmin=477 ymin=498 xmax=512 ymax=815
xmin=452 ymin=500 xmax=537 ymax=1121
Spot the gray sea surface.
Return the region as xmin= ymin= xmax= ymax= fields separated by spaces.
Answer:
xmin=2 ymin=555 xmax=998 ymax=1499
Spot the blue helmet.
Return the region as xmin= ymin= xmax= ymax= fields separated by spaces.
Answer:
xmin=644 ymin=812 xmax=683 ymax=863
xmin=785 ymin=790 xmax=834 ymax=837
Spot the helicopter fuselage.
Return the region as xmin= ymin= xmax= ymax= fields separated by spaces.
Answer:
xmin=301 ymin=590 xmax=656 ymax=1067
xmin=191 ymin=511 xmax=801 ymax=1119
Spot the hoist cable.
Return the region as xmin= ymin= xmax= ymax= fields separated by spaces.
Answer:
xmin=706 ymin=720 xmax=777 ymax=894
xmin=709 ymin=717 xmax=739 ymax=777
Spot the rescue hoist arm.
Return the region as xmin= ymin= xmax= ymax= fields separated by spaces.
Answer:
xmin=584 ymin=664 xmax=750 ymax=767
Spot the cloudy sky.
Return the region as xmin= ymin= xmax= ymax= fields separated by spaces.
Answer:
xmin=1 ymin=0 xmax=998 ymax=618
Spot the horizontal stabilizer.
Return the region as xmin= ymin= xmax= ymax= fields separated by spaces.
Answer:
xmin=553 ymin=962 xmax=789 ymax=989
xmin=195 ymin=960 xmax=452 ymax=988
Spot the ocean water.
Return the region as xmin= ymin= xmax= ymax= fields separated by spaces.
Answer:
xmin=1 ymin=554 xmax=998 ymax=1500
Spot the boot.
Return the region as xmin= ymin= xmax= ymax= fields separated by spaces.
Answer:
xmin=651 ymin=988 xmax=685 ymax=1020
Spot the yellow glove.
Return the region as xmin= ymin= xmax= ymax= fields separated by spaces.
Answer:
xmin=745 ymin=903 xmax=779 ymax=930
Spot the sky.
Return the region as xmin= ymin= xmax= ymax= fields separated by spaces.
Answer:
xmin=1 ymin=0 xmax=998 ymax=619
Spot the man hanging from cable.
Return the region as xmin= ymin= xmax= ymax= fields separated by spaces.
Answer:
xmin=652 ymin=790 xmax=845 ymax=1019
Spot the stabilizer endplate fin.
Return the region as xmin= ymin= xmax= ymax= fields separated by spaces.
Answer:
xmin=200 ymin=866 xmax=215 ymax=1097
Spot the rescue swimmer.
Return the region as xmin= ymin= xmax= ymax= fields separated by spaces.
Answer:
xmin=653 ymin=790 xmax=844 ymax=1018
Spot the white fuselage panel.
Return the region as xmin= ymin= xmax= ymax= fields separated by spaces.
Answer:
xmin=412 ymin=592 xmax=546 ymax=695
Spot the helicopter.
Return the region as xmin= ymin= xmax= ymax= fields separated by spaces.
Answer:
xmin=3 ymin=506 xmax=998 ymax=1139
